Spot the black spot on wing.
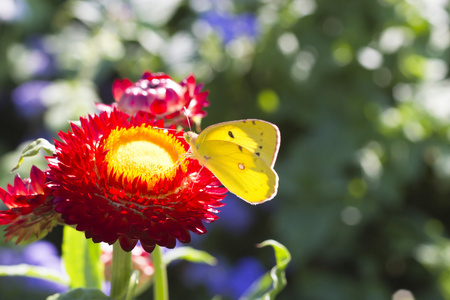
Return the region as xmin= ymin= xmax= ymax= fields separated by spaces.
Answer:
xmin=256 ymin=152 xmax=260 ymax=156
xmin=238 ymin=145 xmax=243 ymax=152
xmin=252 ymin=120 xmax=256 ymax=125
xmin=228 ymin=131 xmax=235 ymax=138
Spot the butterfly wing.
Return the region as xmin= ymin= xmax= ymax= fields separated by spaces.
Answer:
xmin=196 ymin=140 xmax=278 ymax=204
xmin=196 ymin=119 xmax=280 ymax=168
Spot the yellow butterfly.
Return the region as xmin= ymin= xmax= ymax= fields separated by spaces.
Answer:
xmin=184 ymin=119 xmax=280 ymax=204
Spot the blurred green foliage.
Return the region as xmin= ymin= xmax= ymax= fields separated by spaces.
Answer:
xmin=2 ymin=0 xmax=450 ymax=299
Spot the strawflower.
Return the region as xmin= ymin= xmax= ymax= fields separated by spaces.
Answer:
xmin=47 ymin=108 xmax=226 ymax=253
xmin=0 ymin=166 xmax=62 ymax=244
xmin=99 ymin=71 xmax=209 ymax=128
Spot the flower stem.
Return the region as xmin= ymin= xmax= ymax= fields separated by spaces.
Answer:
xmin=152 ymin=245 xmax=168 ymax=300
xmin=110 ymin=243 xmax=132 ymax=300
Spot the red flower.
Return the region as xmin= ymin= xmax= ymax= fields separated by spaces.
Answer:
xmin=0 ymin=166 xmax=62 ymax=243
xmin=46 ymin=109 xmax=226 ymax=253
xmin=102 ymin=71 xmax=209 ymax=128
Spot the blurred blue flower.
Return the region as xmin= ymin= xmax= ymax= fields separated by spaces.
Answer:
xmin=219 ymin=194 xmax=255 ymax=235
xmin=22 ymin=241 xmax=62 ymax=270
xmin=183 ymin=256 xmax=265 ymax=299
xmin=183 ymin=257 xmax=228 ymax=295
xmin=181 ymin=194 xmax=255 ymax=248
xmin=26 ymin=36 xmax=57 ymax=78
xmin=0 ymin=241 xmax=67 ymax=299
xmin=12 ymin=80 xmax=50 ymax=118
xmin=201 ymin=11 xmax=258 ymax=44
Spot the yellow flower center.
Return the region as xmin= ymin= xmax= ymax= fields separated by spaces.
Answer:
xmin=103 ymin=125 xmax=187 ymax=191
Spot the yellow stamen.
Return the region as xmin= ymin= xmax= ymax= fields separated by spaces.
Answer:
xmin=103 ymin=125 xmax=187 ymax=191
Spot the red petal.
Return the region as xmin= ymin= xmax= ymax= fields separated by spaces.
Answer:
xmin=184 ymin=74 xmax=196 ymax=97
xmin=13 ymin=175 xmax=27 ymax=195
xmin=112 ymin=78 xmax=133 ymax=102
xmin=119 ymin=236 xmax=138 ymax=252
xmin=150 ymin=99 xmax=167 ymax=114
xmin=0 ymin=187 xmax=12 ymax=208
xmin=30 ymin=166 xmax=46 ymax=194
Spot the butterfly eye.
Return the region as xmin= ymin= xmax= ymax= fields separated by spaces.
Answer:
xmin=184 ymin=133 xmax=190 ymax=142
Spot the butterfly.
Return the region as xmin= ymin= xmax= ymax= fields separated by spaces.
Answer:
xmin=184 ymin=119 xmax=280 ymax=204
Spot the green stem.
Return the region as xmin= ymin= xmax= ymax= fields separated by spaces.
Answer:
xmin=152 ymin=245 xmax=169 ymax=300
xmin=110 ymin=243 xmax=133 ymax=300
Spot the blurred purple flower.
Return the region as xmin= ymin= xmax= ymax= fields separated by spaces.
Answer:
xmin=26 ymin=36 xmax=57 ymax=78
xmin=12 ymin=80 xmax=50 ymax=118
xmin=201 ymin=11 xmax=258 ymax=44
xmin=219 ymin=194 xmax=255 ymax=235
xmin=183 ymin=256 xmax=265 ymax=299
xmin=0 ymin=241 xmax=67 ymax=298
xmin=228 ymin=258 xmax=266 ymax=298
xmin=22 ymin=241 xmax=62 ymax=270
xmin=183 ymin=194 xmax=255 ymax=248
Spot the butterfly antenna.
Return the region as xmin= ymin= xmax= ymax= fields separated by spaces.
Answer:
xmin=167 ymin=148 xmax=194 ymax=175
xmin=171 ymin=154 xmax=186 ymax=171
xmin=183 ymin=107 xmax=193 ymax=131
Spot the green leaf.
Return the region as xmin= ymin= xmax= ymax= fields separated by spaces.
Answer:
xmin=163 ymin=246 xmax=217 ymax=266
xmin=11 ymin=138 xmax=55 ymax=172
xmin=0 ymin=264 xmax=69 ymax=286
xmin=46 ymin=288 xmax=111 ymax=300
xmin=240 ymin=240 xmax=291 ymax=300
xmin=62 ymin=226 xmax=104 ymax=289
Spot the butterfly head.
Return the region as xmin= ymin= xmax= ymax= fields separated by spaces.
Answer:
xmin=184 ymin=131 xmax=198 ymax=146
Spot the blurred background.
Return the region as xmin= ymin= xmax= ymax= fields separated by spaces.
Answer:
xmin=1 ymin=0 xmax=450 ymax=299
